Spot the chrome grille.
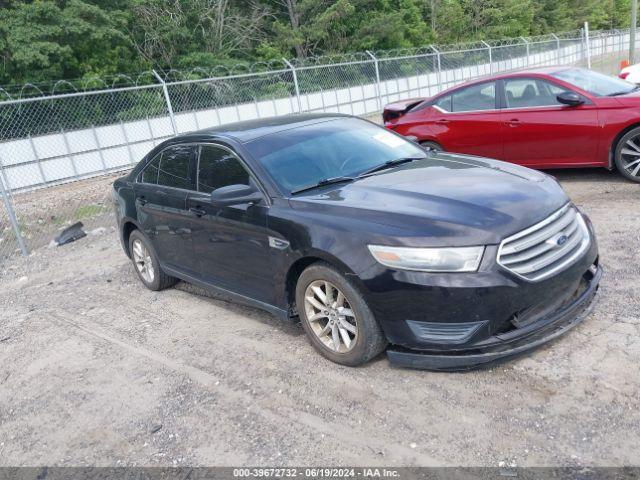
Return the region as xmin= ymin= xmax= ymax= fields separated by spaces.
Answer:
xmin=497 ymin=204 xmax=590 ymax=281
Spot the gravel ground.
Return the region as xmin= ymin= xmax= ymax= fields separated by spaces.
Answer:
xmin=0 ymin=168 xmax=638 ymax=467
xmin=0 ymin=172 xmax=124 ymax=259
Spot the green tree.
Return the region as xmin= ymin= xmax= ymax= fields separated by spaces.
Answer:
xmin=424 ymin=0 xmax=470 ymax=42
xmin=0 ymin=0 xmax=636 ymax=87
xmin=351 ymin=0 xmax=433 ymax=51
xmin=0 ymin=0 xmax=133 ymax=85
xmin=459 ymin=0 xmax=534 ymax=39
xmin=531 ymin=0 xmax=573 ymax=34
xmin=266 ymin=0 xmax=431 ymax=56
xmin=127 ymin=0 xmax=271 ymax=67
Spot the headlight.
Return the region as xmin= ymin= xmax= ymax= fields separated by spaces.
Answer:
xmin=368 ymin=245 xmax=484 ymax=272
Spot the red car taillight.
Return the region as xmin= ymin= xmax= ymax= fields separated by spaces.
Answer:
xmin=619 ymin=71 xmax=630 ymax=80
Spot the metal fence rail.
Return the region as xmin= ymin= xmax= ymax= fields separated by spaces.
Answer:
xmin=0 ymin=27 xmax=635 ymax=261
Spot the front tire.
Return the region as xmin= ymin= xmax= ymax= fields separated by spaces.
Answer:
xmin=614 ymin=127 xmax=640 ymax=182
xmin=295 ymin=263 xmax=387 ymax=366
xmin=128 ymin=230 xmax=177 ymax=291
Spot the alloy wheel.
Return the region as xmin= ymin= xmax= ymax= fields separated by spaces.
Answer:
xmin=620 ymin=137 xmax=640 ymax=178
xmin=132 ymin=238 xmax=155 ymax=283
xmin=303 ymin=280 xmax=358 ymax=353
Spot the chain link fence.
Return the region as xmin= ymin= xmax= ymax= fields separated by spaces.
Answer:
xmin=0 ymin=27 xmax=635 ymax=262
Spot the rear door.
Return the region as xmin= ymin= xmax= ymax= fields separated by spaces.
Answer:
xmin=500 ymin=77 xmax=600 ymax=167
xmin=429 ymin=81 xmax=504 ymax=159
xmin=134 ymin=144 xmax=198 ymax=274
xmin=186 ymin=144 xmax=275 ymax=304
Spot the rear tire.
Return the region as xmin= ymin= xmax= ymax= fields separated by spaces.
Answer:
xmin=420 ymin=141 xmax=443 ymax=153
xmin=128 ymin=230 xmax=178 ymax=291
xmin=295 ymin=262 xmax=387 ymax=366
xmin=614 ymin=126 xmax=640 ymax=182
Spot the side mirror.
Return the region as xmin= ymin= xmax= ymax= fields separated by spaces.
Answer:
xmin=557 ymin=91 xmax=584 ymax=106
xmin=210 ymin=184 xmax=263 ymax=207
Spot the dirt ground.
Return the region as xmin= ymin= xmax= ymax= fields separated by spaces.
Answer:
xmin=0 ymin=168 xmax=638 ymax=467
xmin=0 ymin=172 xmax=125 ymax=259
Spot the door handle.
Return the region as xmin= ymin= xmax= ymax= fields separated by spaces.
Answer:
xmin=189 ymin=207 xmax=206 ymax=217
xmin=137 ymin=196 xmax=147 ymax=206
xmin=155 ymin=190 xmax=167 ymax=196
xmin=435 ymin=119 xmax=450 ymax=124
xmin=505 ymin=119 xmax=521 ymax=127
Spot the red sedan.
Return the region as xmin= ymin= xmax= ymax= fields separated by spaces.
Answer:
xmin=383 ymin=67 xmax=640 ymax=182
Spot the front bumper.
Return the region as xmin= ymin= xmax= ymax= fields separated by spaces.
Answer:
xmin=386 ymin=263 xmax=602 ymax=371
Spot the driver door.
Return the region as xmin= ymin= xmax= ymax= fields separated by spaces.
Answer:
xmin=185 ymin=144 xmax=275 ymax=304
xmin=499 ymin=77 xmax=600 ymax=167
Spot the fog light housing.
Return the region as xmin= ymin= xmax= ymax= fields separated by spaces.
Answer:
xmin=407 ymin=320 xmax=488 ymax=344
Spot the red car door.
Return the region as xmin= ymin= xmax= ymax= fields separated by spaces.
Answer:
xmin=428 ymin=81 xmax=504 ymax=159
xmin=500 ymin=77 xmax=600 ymax=168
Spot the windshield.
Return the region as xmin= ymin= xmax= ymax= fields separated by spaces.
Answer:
xmin=244 ymin=118 xmax=427 ymax=194
xmin=551 ymin=68 xmax=636 ymax=96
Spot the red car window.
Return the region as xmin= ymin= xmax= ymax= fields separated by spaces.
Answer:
xmin=451 ymin=82 xmax=496 ymax=112
xmin=504 ymin=78 xmax=567 ymax=108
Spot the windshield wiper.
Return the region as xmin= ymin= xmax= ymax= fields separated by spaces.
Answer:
xmin=289 ymin=156 xmax=426 ymax=194
xmin=357 ymin=156 xmax=425 ymax=178
xmin=290 ymin=176 xmax=356 ymax=195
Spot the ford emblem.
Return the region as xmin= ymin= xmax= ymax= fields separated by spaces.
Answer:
xmin=556 ymin=234 xmax=568 ymax=246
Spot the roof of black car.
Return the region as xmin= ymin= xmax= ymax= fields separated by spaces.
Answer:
xmin=185 ymin=113 xmax=351 ymax=143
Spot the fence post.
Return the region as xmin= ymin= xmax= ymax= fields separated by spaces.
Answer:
xmin=283 ymin=59 xmax=303 ymax=113
xmin=618 ymin=28 xmax=624 ymax=61
xmin=27 ymin=135 xmax=47 ymax=184
xmin=430 ymin=46 xmax=442 ymax=91
xmin=0 ymin=162 xmax=28 ymax=256
xmin=366 ymin=51 xmax=382 ymax=112
xmin=583 ymin=22 xmax=591 ymax=68
xmin=612 ymin=29 xmax=621 ymax=59
xmin=481 ymin=41 xmax=493 ymax=74
xmin=120 ymin=121 xmax=135 ymax=164
xmin=520 ymin=37 xmax=530 ymax=66
xmin=631 ymin=1 xmax=637 ymax=64
xmin=61 ymin=129 xmax=80 ymax=176
xmin=551 ymin=33 xmax=561 ymax=64
xmin=152 ymin=70 xmax=178 ymax=135
xmin=90 ymin=125 xmax=108 ymax=170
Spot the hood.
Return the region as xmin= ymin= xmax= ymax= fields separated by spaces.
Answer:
xmin=288 ymin=153 xmax=568 ymax=246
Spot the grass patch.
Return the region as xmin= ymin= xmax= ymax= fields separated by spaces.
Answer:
xmin=74 ymin=204 xmax=107 ymax=220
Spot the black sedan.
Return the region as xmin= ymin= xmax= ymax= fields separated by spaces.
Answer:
xmin=112 ymin=114 xmax=601 ymax=370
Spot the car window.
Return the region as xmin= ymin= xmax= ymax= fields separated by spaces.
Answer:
xmin=157 ymin=144 xmax=195 ymax=190
xmin=451 ymin=82 xmax=496 ymax=112
xmin=434 ymin=95 xmax=452 ymax=112
xmin=505 ymin=78 xmax=567 ymax=108
xmin=198 ymin=145 xmax=250 ymax=192
xmin=140 ymin=153 xmax=161 ymax=184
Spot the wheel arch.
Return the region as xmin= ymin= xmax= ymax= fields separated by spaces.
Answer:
xmin=413 ymin=132 xmax=442 ymax=145
xmin=395 ymin=122 xmax=442 ymax=146
xmin=121 ymin=218 xmax=141 ymax=258
xmin=419 ymin=139 xmax=443 ymax=151
xmin=610 ymin=122 xmax=640 ymax=169
xmin=283 ymin=250 xmax=361 ymax=316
